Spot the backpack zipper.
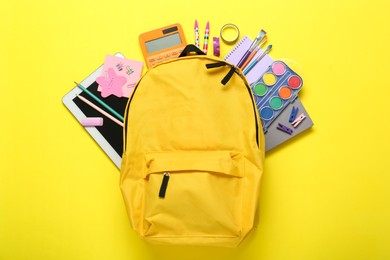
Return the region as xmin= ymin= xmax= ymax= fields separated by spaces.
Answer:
xmin=159 ymin=172 xmax=170 ymax=198
xmin=243 ymin=77 xmax=260 ymax=148
xmin=205 ymin=61 xmax=260 ymax=147
xmin=123 ymin=81 xmax=140 ymax=151
xmin=123 ymin=57 xmax=261 ymax=151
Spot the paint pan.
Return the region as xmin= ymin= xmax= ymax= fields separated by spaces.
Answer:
xmin=272 ymin=62 xmax=286 ymax=76
xmin=263 ymin=73 xmax=276 ymax=86
xmin=279 ymin=86 xmax=292 ymax=100
xmin=253 ymin=83 xmax=267 ymax=96
xmin=260 ymin=107 xmax=274 ymax=120
xmin=251 ymin=60 xmax=303 ymax=132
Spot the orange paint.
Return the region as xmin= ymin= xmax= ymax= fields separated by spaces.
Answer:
xmin=279 ymin=86 xmax=292 ymax=99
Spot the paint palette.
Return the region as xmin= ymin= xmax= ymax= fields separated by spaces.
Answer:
xmin=251 ymin=60 xmax=303 ymax=132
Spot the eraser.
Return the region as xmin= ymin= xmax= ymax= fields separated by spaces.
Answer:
xmin=81 ymin=117 xmax=104 ymax=127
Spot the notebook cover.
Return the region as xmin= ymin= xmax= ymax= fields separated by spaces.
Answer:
xmin=224 ymin=36 xmax=274 ymax=85
xmin=264 ymin=98 xmax=313 ymax=151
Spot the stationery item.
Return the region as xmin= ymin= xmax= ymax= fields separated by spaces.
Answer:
xmin=265 ymin=98 xmax=313 ymax=151
xmin=75 ymin=82 xmax=124 ymax=122
xmin=213 ymin=37 xmax=220 ymax=56
xmin=194 ymin=20 xmax=200 ymax=48
xmin=240 ymin=39 xmax=266 ymax=70
xmin=243 ymin=44 xmax=272 ymax=75
xmin=277 ymin=123 xmax=293 ymax=135
xmin=225 ymin=38 xmax=313 ymax=151
xmin=220 ymin=23 xmax=240 ymax=44
xmin=252 ymin=61 xmax=303 ymax=132
xmin=96 ymin=68 xmax=127 ymax=98
xmin=62 ymin=53 xmax=128 ymax=168
xmin=97 ymin=55 xmax=143 ymax=98
xmin=203 ymin=21 xmax=210 ymax=54
xmin=289 ymin=106 xmax=299 ymax=122
xmin=224 ymin=36 xmax=274 ymax=84
xmin=77 ymin=95 xmax=124 ymax=127
xmin=237 ymin=29 xmax=266 ymax=68
xmin=81 ymin=117 xmax=104 ymax=127
xmin=139 ymin=23 xmax=187 ymax=68
xmin=292 ymin=113 xmax=306 ymax=127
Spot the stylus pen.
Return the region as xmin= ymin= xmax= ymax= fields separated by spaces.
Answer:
xmin=76 ymin=95 xmax=124 ymax=127
xmin=74 ymin=82 xmax=124 ymax=122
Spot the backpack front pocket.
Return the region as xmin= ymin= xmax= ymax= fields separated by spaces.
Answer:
xmin=142 ymin=151 xmax=244 ymax=238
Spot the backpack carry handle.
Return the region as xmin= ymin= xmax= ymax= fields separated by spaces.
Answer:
xmin=179 ymin=44 xmax=206 ymax=57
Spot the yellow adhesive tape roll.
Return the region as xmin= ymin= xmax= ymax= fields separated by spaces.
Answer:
xmin=220 ymin=24 xmax=240 ymax=44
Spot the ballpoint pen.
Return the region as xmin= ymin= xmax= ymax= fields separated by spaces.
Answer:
xmin=194 ymin=20 xmax=200 ymax=48
xmin=237 ymin=29 xmax=266 ymax=68
xmin=242 ymin=45 xmax=273 ymax=75
xmin=203 ymin=21 xmax=210 ymax=54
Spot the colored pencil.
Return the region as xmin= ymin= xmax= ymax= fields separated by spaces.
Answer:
xmin=74 ymin=82 xmax=124 ymax=122
xmin=76 ymin=94 xmax=124 ymax=127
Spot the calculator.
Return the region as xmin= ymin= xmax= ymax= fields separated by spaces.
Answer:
xmin=139 ymin=23 xmax=187 ymax=68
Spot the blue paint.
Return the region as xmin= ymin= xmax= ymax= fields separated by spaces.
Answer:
xmin=260 ymin=107 xmax=273 ymax=120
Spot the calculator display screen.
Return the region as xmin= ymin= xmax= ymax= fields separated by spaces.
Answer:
xmin=145 ymin=33 xmax=182 ymax=54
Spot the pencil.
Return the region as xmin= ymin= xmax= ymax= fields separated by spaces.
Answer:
xmin=76 ymin=94 xmax=124 ymax=127
xmin=74 ymin=82 xmax=124 ymax=122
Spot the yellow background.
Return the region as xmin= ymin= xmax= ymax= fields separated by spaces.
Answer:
xmin=1 ymin=0 xmax=390 ymax=259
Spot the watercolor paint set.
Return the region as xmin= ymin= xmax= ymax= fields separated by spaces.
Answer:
xmin=251 ymin=60 xmax=303 ymax=132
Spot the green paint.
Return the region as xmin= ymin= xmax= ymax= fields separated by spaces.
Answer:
xmin=253 ymin=83 xmax=267 ymax=96
xmin=269 ymin=97 xmax=283 ymax=110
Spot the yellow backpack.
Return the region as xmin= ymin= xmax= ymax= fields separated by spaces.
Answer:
xmin=120 ymin=45 xmax=264 ymax=247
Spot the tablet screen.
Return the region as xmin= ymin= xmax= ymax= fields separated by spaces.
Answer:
xmin=73 ymin=81 xmax=128 ymax=156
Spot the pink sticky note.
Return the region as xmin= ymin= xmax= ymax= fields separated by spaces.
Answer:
xmin=98 ymin=55 xmax=143 ymax=98
xmin=96 ymin=68 xmax=127 ymax=98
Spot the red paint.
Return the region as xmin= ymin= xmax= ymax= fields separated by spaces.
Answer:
xmin=288 ymin=75 xmax=301 ymax=89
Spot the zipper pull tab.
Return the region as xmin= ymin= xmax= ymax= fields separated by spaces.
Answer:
xmin=205 ymin=61 xmax=239 ymax=85
xmin=159 ymin=172 xmax=170 ymax=198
